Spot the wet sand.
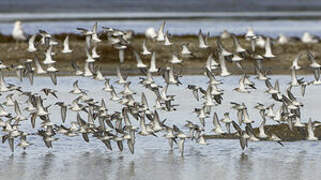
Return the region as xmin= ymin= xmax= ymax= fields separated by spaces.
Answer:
xmin=0 ymin=33 xmax=320 ymax=75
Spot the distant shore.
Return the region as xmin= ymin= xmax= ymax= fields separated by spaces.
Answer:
xmin=0 ymin=33 xmax=319 ymax=75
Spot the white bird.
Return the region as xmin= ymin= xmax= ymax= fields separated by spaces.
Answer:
xmin=258 ymin=118 xmax=268 ymax=138
xmin=85 ymin=47 xmax=95 ymax=63
xmin=164 ymin=31 xmax=172 ymax=46
xmin=242 ymin=108 xmax=254 ymax=124
xmin=149 ymin=52 xmax=158 ymax=73
xmin=307 ymin=51 xmax=321 ymax=68
xmin=94 ymin=69 xmax=105 ymax=81
xmin=232 ymin=34 xmax=246 ymax=54
xmin=181 ymin=44 xmax=192 ymax=55
xmin=256 ymin=36 xmax=266 ymax=48
xmin=134 ymin=51 xmax=147 ymax=68
xmin=0 ymin=71 xmax=10 ymax=92
xmin=217 ymin=39 xmax=232 ymax=57
xmin=77 ymin=27 xmax=93 ymax=48
xmin=263 ymin=37 xmax=275 ymax=58
xmin=290 ymin=68 xmax=300 ymax=87
xmin=220 ymin=30 xmax=231 ymax=39
xmin=12 ymin=21 xmax=26 ymax=42
xmin=294 ymin=115 xmax=305 ymax=127
xmin=70 ymin=80 xmax=83 ymax=94
xmin=119 ymin=49 xmax=125 ymax=63
xmin=47 ymin=64 xmax=58 ymax=85
xmin=307 ymin=118 xmax=318 ymax=141
xmin=92 ymin=43 xmax=100 ymax=58
xmin=291 ymin=53 xmax=302 ymax=70
xmin=234 ymin=75 xmax=250 ymax=93
xmin=62 ymin=35 xmax=72 ymax=53
xmin=219 ymin=53 xmax=231 ymax=77
xmin=83 ymin=62 xmax=93 ymax=77
xmin=277 ymin=34 xmax=288 ymax=44
xmin=3 ymin=94 xmax=15 ymax=106
xmin=311 ymin=68 xmax=321 ymax=85
xmin=232 ymin=54 xmax=243 ymax=62
xmin=141 ymin=40 xmax=151 ymax=55
xmin=245 ymin=27 xmax=255 ymax=39
xmin=198 ymin=29 xmax=209 ymax=48
xmin=301 ymin=32 xmax=319 ymax=43
xmin=103 ymin=79 xmax=113 ymax=92
xmin=145 ymin=27 xmax=157 ymax=39
xmin=116 ymin=66 xmax=127 ymax=85
xmin=169 ymin=54 xmax=183 ymax=64
xmin=34 ymin=56 xmax=47 ymax=74
xmin=157 ymin=21 xmax=166 ymax=42
xmin=212 ymin=112 xmax=224 ymax=135
xmin=205 ymin=54 xmax=218 ymax=71
xmin=27 ymin=34 xmax=37 ymax=52
xmin=43 ymin=45 xmax=56 ymax=65
xmin=91 ymin=22 xmax=101 ymax=43
xmin=39 ymin=29 xmax=52 ymax=45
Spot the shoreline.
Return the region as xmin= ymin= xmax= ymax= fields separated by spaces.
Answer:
xmin=205 ymin=123 xmax=321 ymax=142
xmin=0 ymin=33 xmax=320 ymax=75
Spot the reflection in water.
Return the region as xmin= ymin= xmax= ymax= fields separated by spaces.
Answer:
xmin=39 ymin=153 xmax=55 ymax=179
xmin=0 ymin=141 xmax=319 ymax=180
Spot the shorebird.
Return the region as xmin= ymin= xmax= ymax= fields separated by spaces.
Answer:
xmin=205 ymin=54 xmax=219 ymax=71
xmin=263 ymin=37 xmax=275 ymax=58
xmin=134 ymin=50 xmax=147 ymax=68
xmin=43 ymin=45 xmax=56 ymax=65
xmin=77 ymin=27 xmax=93 ymax=48
xmin=291 ymin=53 xmax=302 ymax=70
xmin=234 ymin=75 xmax=250 ymax=93
xmin=258 ymin=117 xmax=268 ymax=139
xmin=245 ymin=27 xmax=255 ymax=39
xmin=256 ymin=36 xmax=265 ymax=48
xmin=301 ymin=32 xmax=319 ymax=43
xmin=169 ymin=54 xmax=183 ymax=64
xmin=149 ymin=52 xmax=158 ymax=73
xmin=164 ymin=31 xmax=172 ymax=46
xmin=311 ymin=68 xmax=321 ymax=85
xmin=218 ymin=53 xmax=231 ymax=77
xmin=91 ymin=22 xmax=101 ymax=43
xmin=220 ymin=30 xmax=231 ymax=39
xmin=307 ymin=118 xmax=318 ymax=141
xmin=307 ymin=51 xmax=321 ymax=68
xmin=12 ymin=21 xmax=27 ymax=42
xmin=277 ymin=34 xmax=288 ymax=44
xmin=217 ymin=39 xmax=232 ymax=57
xmin=145 ymin=27 xmax=157 ymax=40
xmin=212 ymin=112 xmax=224 ymax=135
xmin=198 ymin=29 xmax=209 ymax=48
xmin=181 ymin=43 xmax=193 ymax=57
xmin=157 ymin=21 xmax=166 ymax=42
xmin=141 ymin=40 xmax=151 ymax=55
xmin=27 ymin=34 xmax=37 ymax=52
xmin=92 ymin=43 xmax=100 ymax=58
xmin=62 ymin=35 xmax=72 ymax=53
xmin=231 ymin=34 xmax=246 ymax=55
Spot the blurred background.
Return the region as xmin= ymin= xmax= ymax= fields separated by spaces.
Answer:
xmin=1 ymin=0 xmax=321 ymax=37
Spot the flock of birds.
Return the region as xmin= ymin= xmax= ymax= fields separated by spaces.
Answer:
xmin=2 ymin=20 xmax=321 ymax=156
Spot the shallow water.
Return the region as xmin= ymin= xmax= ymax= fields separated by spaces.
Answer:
xmin=0 ymin=75 xmax=321 ymax=180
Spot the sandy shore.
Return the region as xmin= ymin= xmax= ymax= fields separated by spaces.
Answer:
xmin=205 ymin=122 xmax=321 ymax=141
xmin=0 ymin=33 xmax=320 ymax=75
